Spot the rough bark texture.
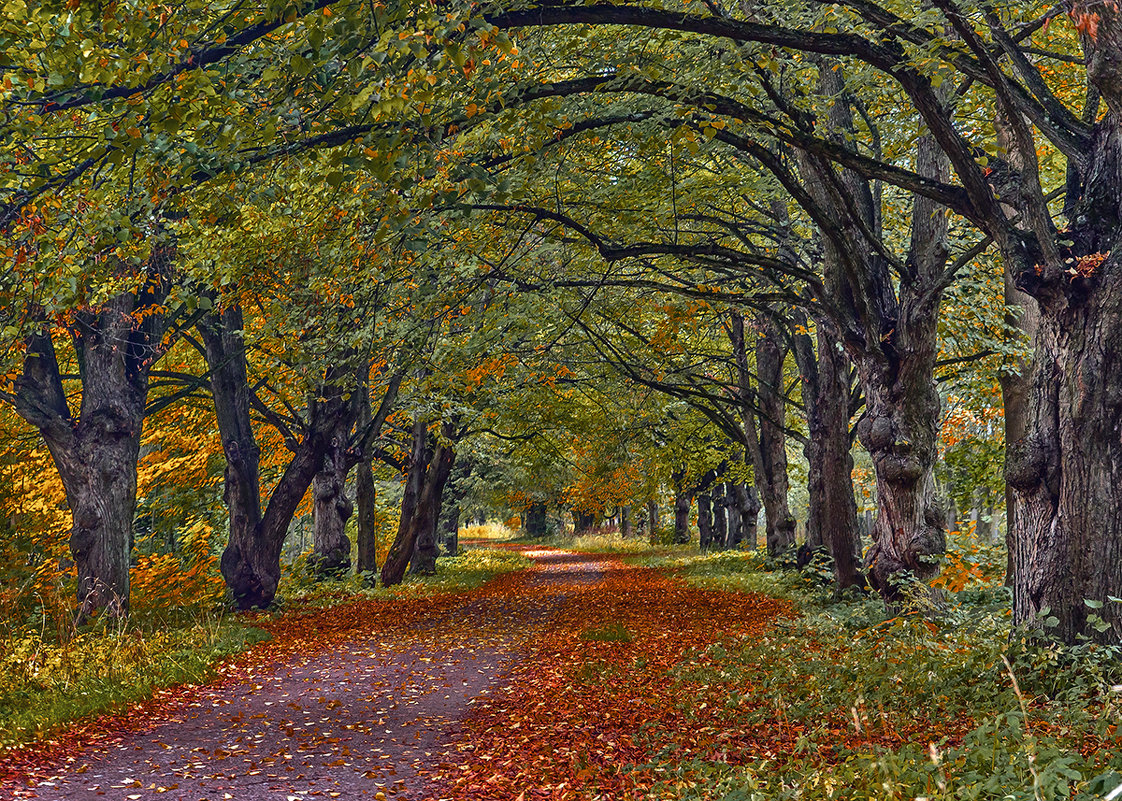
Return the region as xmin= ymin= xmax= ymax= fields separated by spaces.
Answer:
xmin=792 ymin=314 xmax=865 ymax=589
xmin=672 ymin=471 xmax=692 ymax=544
xmin=996 ymin=8 xmax=1122 ymax=641
xmin=409 ymin=445 xmax=453 ymax=576
xmin=311 ymin=439 xmax=353 ymax=579
xmin=725 ymin=484 xmax=742 ymax=549
xmin=439 ymin=459 xmax=473 ymax=555
xmin=697 ymin=492 xmax=714 ymax=550
xmin=733 ymin=482 xmax=761 ymax=550
xmin=381 ymin=420 xmax=455 ymax=585
xmin=354 ymin=384 xmax=378 ymax=577
xmin=13 ymin=258 xmax=172 ymax=618
xmin=645 ymin=498 xmax=660 ymax=540
xmin=382 ymin=419 xmax=427 ymax=586
xmin=199 ymin=307 xmax=359 ymax=609
xmin=749 ymin=316 xmax=797 ymax=556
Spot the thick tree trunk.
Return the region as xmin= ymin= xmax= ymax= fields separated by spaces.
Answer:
xmin=311 ymin=439 xmax=353 ymax=579
xmin=645 ymin=498 xmax=660 ymax=540
xmin=47 ymin=423 xmax=141 ymax=619
xmin=409 ymin=446 xmax=453 ymax=576
xmin=439 ymin=460 xmax=472 ymax=555
xmin=620 ymin=505 xmax=633 ymax=538
xmin=725 ymin=484 xmax=742 ymax=549
xmin=382 ymin=419 xmax=428 ymax=586
xmin=696 ymin=493 xmax=713 ymax=550
xmin=199 ymin=306 xmax=359 ymax=609
xmin=733 ymin=482 xmax=761 ymax=549
xmin=355 ymin=460 xmax=377 ymax=574
xmin=711 ymin=486 xmax=728 ymax=548
xmin=855 ymin=137 xmax=949 ymax=600
xmin=524 ymin=502 xmax=548 ymax=537
xmin=14 ymin=266 xmax=172 ymax=617
xmin=672 ymin=479 xmax=692 ymax=545
xmin=793 ymin=319 xmax=865 ymax=590
xmin=753 ymin=318 xmax=797 ymax=556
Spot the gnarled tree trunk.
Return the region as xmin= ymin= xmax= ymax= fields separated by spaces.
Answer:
xmin=200 ymin=306 xmax=360 ymax=609
xmin=13 ymin=261 xmax=172 ymax=618
xmin=311 ymin=437 xmax=353 ymax=579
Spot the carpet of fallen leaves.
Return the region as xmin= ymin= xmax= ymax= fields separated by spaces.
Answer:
xmin=1 ymin=546 xmax=1010 ymax=801
xmin=428 ymin=552 xmax=795 ymax=800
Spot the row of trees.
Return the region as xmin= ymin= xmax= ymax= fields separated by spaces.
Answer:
xmin=2 ymin=0 xmax=1117 ymax=643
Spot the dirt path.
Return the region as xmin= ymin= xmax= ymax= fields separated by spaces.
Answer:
xmin=3 ymin=548 xmax=610 ymax=801
xmin=3 ymin=548 xmax=790 ymax=801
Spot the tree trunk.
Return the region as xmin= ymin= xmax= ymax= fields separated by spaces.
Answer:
xmin=793 ymin=317 xmax=865 ymax=590
xmin=1007 ymin=96 xmax=1122 ymax=640
xmin=381 ymin=419 xmax=428 ymax=586
xmin=620 ymin=505 xmax=633 ymax=538
xmin=355 ymin=379 xmax=378 ymax=578
xmin=697 ymin=492 xmax=714 ymax=550
xmin=726 ymin=484 xmax=742 ymax=549
xmin=524 ymin=502 xmax=547 ymax=537
xmin=646 ymin=498 xmax=660 ymax=541
xmin=199 ymin=306 xmax=359 ymax=609
xmin=311 ymin=438 xmax=353 ymax=579
xmin=733 ymin=482 xmax=761 ymax=550
xmin=713 ymin=485 xmax=729 ymax=548
xmin=752 ymin=317 xmax=797 ymax=556
xmin=13 ymin=265 xmax=172 ymax=617
xmin=575 ymin=510 xmax=597 ymax=533
xmin=672 ymin=473 xmax=692 ymax=545
xmin=409 ymin=445 xmax=454 ymax=576
xmin=440 ymin=459 xmax=472 ymax=555
xmin=355 ymin=459 xmax=377 ymax=575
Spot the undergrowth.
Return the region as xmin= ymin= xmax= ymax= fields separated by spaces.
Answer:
xmin=631 ymin=546 xmax=1122 ymax=800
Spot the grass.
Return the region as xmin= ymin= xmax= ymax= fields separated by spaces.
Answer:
xmin=580 ymin=621 xmax=634 ymax=643
xmin=622 ymin=542 xmax=1122 ymax=800
xmin=0 ymin=545 xmax=530 ymax=753
xmin=0 ymin=617 xmax=270 ymax=751
xmin=513 ymin=527 xmax=691 ymax=556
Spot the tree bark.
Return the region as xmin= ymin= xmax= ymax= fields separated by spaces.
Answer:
xmin=13 ymin=260 xmax=173 ymax=618
xmin=672 ymin=470 xmax=692 ymax=544
xmin=697 ymin=492 xmax=714 ymax=550
xmin=524 ymin=501 xmax=547 ymax=537
xmin=440 ymin=459 xmax=473 ymax=555
xmin=645 ymin=497 xmax=660 ymax=541
xmin=733 ymin=482 xmax=761 ymax=550
xmin=355 ymin=380 xmax=378 ymax=578
xmin=381 ymin=420 xmax=456 ymax=584
xmin=199 ymin=306 xmax=360 ymax=609
xmin=311 ymin=437 xmax=353 ymax=579
xmin=755 ymin=319 xmax=797 ymax=555
xmin=382 ymin=419 xmax=428 ymax=586
xmin=792 ymin=314 xmax=865 ymax=589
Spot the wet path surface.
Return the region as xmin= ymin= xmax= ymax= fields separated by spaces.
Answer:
xmin=5 ymin=549 xmax=609 ymax=801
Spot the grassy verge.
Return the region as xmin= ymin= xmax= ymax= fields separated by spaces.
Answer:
xmin=624 ymin=548 xmax=1122 ymax=799
xmin=512 ymin=530 xmax=690 ymax=556
xmin=0 ymin=546 xmax=530 ymax=753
